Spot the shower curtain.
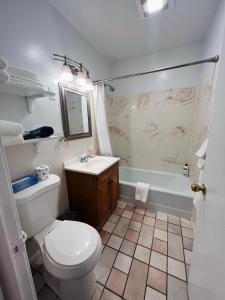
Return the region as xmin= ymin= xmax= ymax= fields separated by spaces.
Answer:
xmin=92 ymin=84 xmax=112 ymax=156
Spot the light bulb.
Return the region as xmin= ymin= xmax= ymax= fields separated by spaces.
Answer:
xmin=60 ymin=64 xmax=73 ymax=82
xmin=143 ymin=0 xmax=168 ymax=14
xmin=76 ymin=71 xmax=87 ymax=86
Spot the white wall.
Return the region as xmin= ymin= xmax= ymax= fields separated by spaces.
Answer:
xmin=0 ymin=0 xmax=111 ymax=215
xmin=110 ymin=42 xmax=205 ymax=95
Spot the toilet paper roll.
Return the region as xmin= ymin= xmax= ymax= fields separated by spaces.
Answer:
xmin=35 ymin=165 xmax=49 ymax=181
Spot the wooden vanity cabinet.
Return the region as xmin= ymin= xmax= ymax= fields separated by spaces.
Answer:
xmin=65 ymin=162 xmax=119 ymax=229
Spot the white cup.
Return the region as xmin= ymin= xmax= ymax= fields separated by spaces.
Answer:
xmin=35 ymin=165 xmax=49 ymax=181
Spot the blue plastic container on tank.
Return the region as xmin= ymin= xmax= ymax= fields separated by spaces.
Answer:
xmin=12 ymin=175 xmax=38 ymax=193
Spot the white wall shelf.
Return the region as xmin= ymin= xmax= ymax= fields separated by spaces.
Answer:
xmin=0 ymin=81 xmax=56 ymax=113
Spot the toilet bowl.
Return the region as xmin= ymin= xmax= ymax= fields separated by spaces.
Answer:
xmin=34 ymin=220 xmax=102 ymax=300
xmin=14 ymin=174 xmax=102 ymax=300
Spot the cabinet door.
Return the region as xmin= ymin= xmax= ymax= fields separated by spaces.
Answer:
xmin=97 ymin=180 xmax=110 ymax=223
xmin=110 ymin=170 xmax=119 ymax=209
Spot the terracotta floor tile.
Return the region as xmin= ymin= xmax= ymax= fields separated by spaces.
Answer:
xmin=114 ymin=252 xmax=132 ymax=274
xmin=126 ymin=204 xmax=136 ymax=212
xmin=145 ymin=209 xmax=156 ymax=218
xmin=103 ymin=221 xmax=116 ymax=233
xmin=143 ymin=216 xmax=155 ymax=226
xmin=96 ymin=246 xmax=117 ymax=285
xmin=138 ymin=224 xmax=154 ymax=248
xmin=168 ymin=215 xmax=180 ymax=226
xmin=107 ymin=235 xmax=123 ymax=250
xmin=132 ymin=212 xmax=144 ymax=223
xmin=150 ymin=251 xmax=167 ymax=272
xmin=183 ymin=237 xmax=194 ymax=251
xmin=120 ymin=240 xmax=136 ymax=257
xmin=155 ymin=219 xmax=167 ymax=231
xmin=135 ymin=207 xmax=146 ymax=215
xmin=125 ymin=229 xmax=139 ymax=243
xmin=156 ymin=212 xmax=167 ymax=222
xmin=100 ymin=230 xmax=111 ymax=245
xmin=181 ymin=218 xmax=192 ymax=229
xmin=101 ymin=288 xmax=122 ymax=300
xmin=167 ymin=275 xmax=188 ymax=300
xmin=145 ymin=287 xmax=166 ymax=300
xmin=113 ymin=217 xmax=130 ymax=238
xmin=122 ymin=210 xmax=133 ymax=219
xmin=182 ymin=227 xmax=194 ymax=239
xmin=152 ymin=238 xmax=167 ymax=255
xmin=154 ymin=228 xmax=167 ymax=242
xmin=91 ymin=283 xmax=104 ymax=300
xmin=113 ymin=208 xmax=124 ymax=216
xmin=117 ymin=201 xmax=127 ymax=209
xmin=106 ymin=268 xmax=127 ymax=296
xmin=124 ymin=259 xmax=148 ymax=300
xmin=168 ymin=223 xmax=181 ymax=235
xmin=168 ymin=257 xmax=186 ymax=281
xmin=184 ymin=249 xmax=192 ymax=265
xmin=129 ymin=220 xmax=142 ymax=232
xmin=108 ymin=214 xmax=120 ymax=224
xmin=168 ymin=232 xmax=184 ymax=262
xmin=134 ymin=245 xmax=150 ymax=264
xmin=147 ymin=267 xmax=167 ymax=294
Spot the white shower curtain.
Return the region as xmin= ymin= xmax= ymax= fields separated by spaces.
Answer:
xmin=92 ymin=84 xmax=113 ymax=156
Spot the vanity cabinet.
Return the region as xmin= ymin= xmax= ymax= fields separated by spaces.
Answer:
xmin=65 ymin=162 xmax=119 ymax=229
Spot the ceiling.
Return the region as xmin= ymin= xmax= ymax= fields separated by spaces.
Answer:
xmin=49 ymin=0 xmax=220 ymax=62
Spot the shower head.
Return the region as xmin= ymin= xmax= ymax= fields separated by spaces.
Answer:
xmin=104 ymin=83 xmax=115 ymax=92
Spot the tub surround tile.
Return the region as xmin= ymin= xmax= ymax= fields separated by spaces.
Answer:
xmin=138 ymin=224 xmax=154 ymax=248
xmin=168 ymin=223 xmax=182 ymax=236
xmin=107 ymin=235 xmax=123 ymax=250
xmin=134 ymin=245 xmax=151 ymax=264
xmin=106 ymin=268 xmax=127 ymax=296
xmin=120 ymin=240 xmax=136 ymax=257
xmin=96 ymin=246 xmax=117 ymax=285
xmin=150 ymin=251 xmax=167 ymax=272
xmin=113 ymin=217 xmax=130 ymax=237
xmin=168 ymin=257 xmax=186 ymax=281
xmin=124 ymin=259 xmax=148 ymax=300
xmin=168 ymin=233 xmax=184 ymax=262
xmin=183 ymin=237 xmax=194 ymax=251
xmin=129 ymin=220 xmax=142 ymax=232
xmin=114 ymin=252 xmax=132 ymax=274
xmin=152 ymin=238 xmax=167 ymax=255
xmin=132 ymin=213 xmax=144 ymax=223
xmin=145 ymin=287 xmax=166 ymax=300
xmin=154 ymin=228 xmax=167 ymax=242
xmin=147 ymin=267 xmax=167 ymax=294
xmin=125 ymin=229 xmax=139 ymax=243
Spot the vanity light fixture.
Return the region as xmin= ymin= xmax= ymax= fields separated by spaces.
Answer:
xmin=139 ymin=0 xmax=169 ymax=16
xmin=53 ymin=54 xmax=94 ymax=91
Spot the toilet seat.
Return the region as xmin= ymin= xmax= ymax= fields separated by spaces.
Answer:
xmin=41 ymin=220 xmax=102 ymax=280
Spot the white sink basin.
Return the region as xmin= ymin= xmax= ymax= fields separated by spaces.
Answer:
xmin=64 ymin=155 xmax=120 ymax=175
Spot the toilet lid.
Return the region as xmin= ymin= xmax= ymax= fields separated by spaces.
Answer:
xmin=44 ymin=221 xmax=99 ymax=267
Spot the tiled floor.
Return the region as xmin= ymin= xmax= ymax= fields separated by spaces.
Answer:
xmin=32 ymin=201 xmax=194 ymax=300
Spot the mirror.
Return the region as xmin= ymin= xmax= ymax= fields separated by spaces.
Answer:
xmin=59 ymin=83 xmax=92 ymax=140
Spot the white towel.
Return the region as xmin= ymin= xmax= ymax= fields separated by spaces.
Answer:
xmin=1 ymin=134 xmax=24 ymax=146
xmin=0 ymin=70 xmax=9 ymax=83
xmin=0 ymin=120 xmax=24 ymax=135
xmin=195 ymin=139 xmax=208 ymax=158
xmin=0 ymin=56 xmax=8 ymax=70
xmin=135 ymin=182 xmax=150 ymax=203
xmin=197 ymin=158 xmax=205 ymax=169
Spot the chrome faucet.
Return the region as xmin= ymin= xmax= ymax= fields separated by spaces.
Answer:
xmin=79 ymin=154 xmax=90 ymax=163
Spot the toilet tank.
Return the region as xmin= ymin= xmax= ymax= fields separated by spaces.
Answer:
xmin=14 ymin=174 xmax=60 ymax=239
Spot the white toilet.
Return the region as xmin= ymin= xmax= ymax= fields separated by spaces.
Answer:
xmin=14 ymin=174 xmax=102 ymax=300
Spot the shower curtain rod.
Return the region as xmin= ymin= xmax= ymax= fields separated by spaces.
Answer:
xmin=93 ymin=55 xmax=219 ymax=84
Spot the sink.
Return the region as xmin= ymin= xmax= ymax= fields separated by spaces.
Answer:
xmin=64 ymin=155 xmax=120 ymax=175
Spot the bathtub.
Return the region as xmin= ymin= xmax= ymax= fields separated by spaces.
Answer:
xmin=119 ymin=167 xmax=193 ymax=218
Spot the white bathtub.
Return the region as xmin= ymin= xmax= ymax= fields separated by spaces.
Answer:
xmin=119 ymin=167 xmax=193 ymax=218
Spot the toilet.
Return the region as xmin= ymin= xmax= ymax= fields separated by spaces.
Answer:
xmin=14 ymin=174 xmax=102 ymax=300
